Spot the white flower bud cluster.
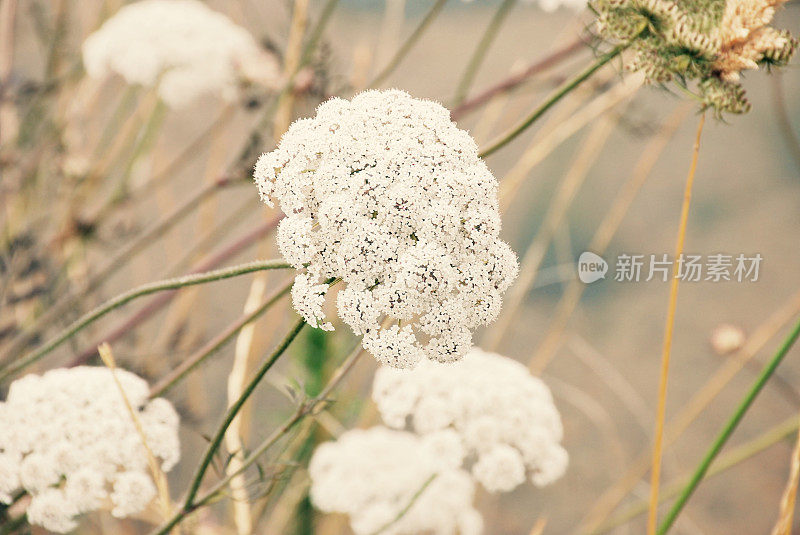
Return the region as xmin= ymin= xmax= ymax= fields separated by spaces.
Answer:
xmin=309 ymin=427 xmax=482 ymax=535
xmin=254 ymin=90 xmax=519 ymax=368
xmin=0 ymin=367 xmax=181 ymax=533
xmin=373 ymin=348 xmax=568 ymax=493
xmin=82 ymin=0 xmax=281 ymax=108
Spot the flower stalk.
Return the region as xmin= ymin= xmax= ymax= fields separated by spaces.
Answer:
xmin=479 ymin=44 xmax=626 ymax=158
xmin=452 ymin=0 xmax=517 ymax=105
xmin=181 ymin=318 xmax=307 ymax=510
xmin=647 ymin=113 xmax=705 ymax=534
xmin=657 ymin=315 xmax=800 ymax=534
xmin=0 ymin=259 xmax=291 ymax=381
xmin=150 ymin=342 xmax=366 ymax=535
xmin=369 ymin=0 xmax=449 ymax=88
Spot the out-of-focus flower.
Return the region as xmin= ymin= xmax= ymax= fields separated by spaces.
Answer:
xmin=0 ymin=367 xmax=180 ymax=533
xmin=254 ymin=90 xmax=518 ymax=368
xmin=713 ymin=0 xmax=796 ymax=82
xmin=594 ymin=0 xmax=796 ymax=114
xmin=710 ymin=323 xmax=746 ymax=355
xmin=373 ymin=348 xmax=568 ymax=492
xmin=82 ymin=0 xmax=281 ymax=108
xmin=309 ymin=426 xmax=482 ymax=535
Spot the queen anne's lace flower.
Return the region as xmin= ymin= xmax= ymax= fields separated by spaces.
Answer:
xmin=82 ymin=0 xmax=281 ymax=108
xmin=372 ymin=348 xmax=568 ymax=493
xmin=713 ymin=0 xmax=796 ymax=83
xmin=0 ymin=367 xmax=180 ymax=533
xmin=309 ymin=427 xmax=482 ymax=535
xmin=594 ymin=0 xmax=796 ymax=114
xmin=254 ymin=90 xmax=519 ymax=368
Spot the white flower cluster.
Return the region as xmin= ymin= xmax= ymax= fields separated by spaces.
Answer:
xmin=309 ymin=427 xmax=482 ymax=535
xmin=0 ymin=367 xmax=180 ymax=533
xmin=373 ymin=348 xmax=568 ymax=493
xmin=254 ymin=90 xmax=518 ymax=368
xmin=82 ymin=0 xmax=281 ymax=108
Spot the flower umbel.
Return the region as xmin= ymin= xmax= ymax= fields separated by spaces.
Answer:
xmin=593 ymin=0 xmax=797 ymax=114
xmin=82 ymin=0 xmax=281 ymax=108
xmin=372 ymin=348 xmax=568 ymax=492
xmin=308 ymin=427 xmax=482 ymax=535
xmin=713 ymin=0 xmax=797 ymax=81
xmin=254 ymin=90 xmax=519 ymax=368
xmin=0 ymin=367 xmax=180 ymax=532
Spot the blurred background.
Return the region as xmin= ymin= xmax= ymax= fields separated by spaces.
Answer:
xmin=1 ymin=0 xmax=799 ymax=533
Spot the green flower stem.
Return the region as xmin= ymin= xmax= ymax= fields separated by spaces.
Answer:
xmin=0 ymin=0 xmax=337 ymax=370
xmin=115 ymin=99 xmax=168 ymax=199
xmin=452 ymin=0 xmax=517 ymax=106
xmin=93 ymin=86 xmax=140 ymax=156
xmin=150 ymin=342 xmax=366 ymax=535
xmin=300 ymin=0 xmax=340 ymax=68
xmin=181 ymin=317 xmax=307 ymax=510
xmin=0 ymin=490 xmax=26 ymax=535
xmin=292 ymin=323 xmax=333 ymax=534
xmin=450 ymin=37 xmax=588 ymax=120
xmin=657 ymin=316 xmax=800 ymax=534
xmin=0 ymin=513 xmax=26 ymax=535
xmin=592 ymin=414 xmax=800 ymax=534
xmin=92 ymin=105 xmax=235 ymax=227
xmin=0 ymin=259 xmax=292 ymax=382
xmin=148 ymin=278 xmax=295 ymax=398
xmin=83 ymin=176 xmax=242 ymax=293
xmin=66 ymin=217 xmax=282 ymax=368
xmin=478 ymin=44 xmax=625 ymax=158
xmin=368 ymin=0 xmax=449 ymax=88
xmin=372 ymin=474 xmax=438 ymax=535
xmin=0 ymin=175 xmax=245 ymax=368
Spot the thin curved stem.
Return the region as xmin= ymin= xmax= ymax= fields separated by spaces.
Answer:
xmin=150 ymin=341 xmax=366 ymax=535
xmin=368 ymin=0 xmax=449 ymax=88
xmin=648 ymin=113 xmax=705 ymax=534
xmin=372 ymin=474 xmax=437 ymax=535
xmin=0 ymin=0 xmax=336 ymax=368
xmin=578 ymin=289 xmax=800 ymax=534
xmin=593 ymin=415 xmax=800 ymax=534
xmin=114 ymin=99 xmax=168 ymax=199
xmin=67 ymin=216 xmax=282 ymax=367
xmin=772 ymin=418 xmax=800 ymax=535
xmin=92 ymin=105 xmax=236 ymax=226
xmin=452 ymin=0 xmax=517 ymax=106
xmin=148 ymin=278 xmax=295 ymax=398
xmin=0 ymin=513 xmax=25 ymax=535
xmin=478 ymin=44 xmax=625 ymax=158
xmin=657 ymin=316 xmax=800 ymax=534
xmin=301 ymin=0 xmax=340 ymax=68
xmin=182 ymin=317 xmax=306 ymax=509
xmin=0 ymin=259 xmax=292 ymax=381
xmin=450 ymin=37 xmax=587 ymax=120
xmin=0 ymin=175 xmax=243 ymax=367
